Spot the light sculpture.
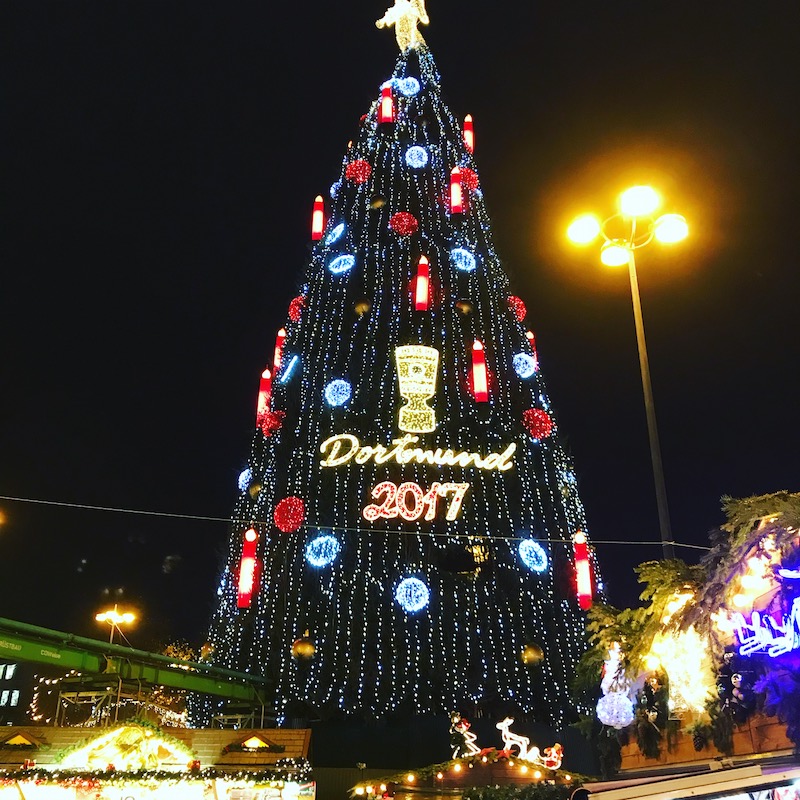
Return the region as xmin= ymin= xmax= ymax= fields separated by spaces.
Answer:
xmin=256 ymin=366 xmax=272 ymax=425
xmin=573 ymin=531 xmax=592 ymax=609
xmin=395 ymin=345 xmax=439 ymax=433
xmin=311 ymin=195 xmax=325 ymax=240
xmin=463 ymin=114 xmax=474 ymax=152
xmin=237 ymin=528 xmax=259 ymax=608
xmin=414 ymin=255 xmax=430 ymax=311
xmin=450 ymin=167 xmax=463 ymax=214
xmin=378 ymin=85 xmax=395 ymax=123
xmin=273 ymin=328 xmax=286 ymax=371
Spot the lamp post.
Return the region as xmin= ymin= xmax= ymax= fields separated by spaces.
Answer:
xmin=95 ymin=604 xmax=136 ymax=644
xmin=567 ymin=186 xmax=688 ymax=560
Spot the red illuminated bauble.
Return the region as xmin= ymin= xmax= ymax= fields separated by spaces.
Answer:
xmin=259 ymin=409 xmax=286 ymax=437
xmin=523 ymin=408 xmax=553 ymax=439
xmin=460 ymin=167 xmax=479 ymax=191
xmin=389 ymin=211 xmax=419 ymax=236
xmin=288 ymin=295 xmax=306 ymax=322
xmin=345 ymin=159 xmax=372 ymax=183
xmin=508 ymin=295 xmax=527 ymax=321
xmin=274 ymin=496 xmax=305 ymax=533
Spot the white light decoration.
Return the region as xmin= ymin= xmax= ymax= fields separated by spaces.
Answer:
xmin=324 ymin=222 xmax=346 ymax=244
xmin=279 ymin=354 xmax=299 ymax=384
xmin=395 ymin=577 xmax=430 ymax=612
xmin=328 ymin=254 xmax=355 ymax=275
xmin=305 ymin=534 xmax=341 ymax=567
xmin=324 ymin=378 xmax=352 ymax=406
xmin=513 ymin=352 xmax=538 ymax=378
xmin=399 ymin=76 xmax=421 ymax=96
xmin=518 ymin=539 xmax=548 ymax=573
xmin=237 ymin=468 xmax=252 ymax=492
xmin=405 ymin=145 xmax=429 ymax=168
xmin=450 ymin=247 xmax=476 ymax=272
xmin=596 ymin=692 xmax=635 ymax=729
xmin=647 ymin=626 xmax=714 ymax=712
xmin=330 ymin=180 xmax=341 ymax=198
xmin=395 ymin=345 xmax=439 ymax=433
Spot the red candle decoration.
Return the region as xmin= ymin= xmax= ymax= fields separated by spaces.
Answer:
xmin=471 ymin=340 xmax=489 ymax=402
xmin=573 ymin=531 xmax=593 ymax=610
xmin=378 ymin=85 xmax=395 ymax=123
xmin=522 ymin=408 xmax=553 ymax=439
xmin=345 ymin=159 xmax=372 ymax=183
xmin=508 ymin=295 xmax=527 ymax=322
xmin=389 ymin=211 xmax=419 ymax=236
xmin=288 ymin=295 xmax=306 ymax=323
xmin=273 ymin=327 xmax=286 ymax=371
xmin=237 ymin=527 xmax=259 ymax=608
xmin=463 ymin=114 xmax=474 ymax=153
xmin=311 ymin=195 xmax=325 ymax=240
xmin=260 ymin=409 xmax=286 ymax=437
xmin=256 ymin=366 xmax=272 ymax=427
xmin=450 ymin=167 xmax=463 ymax=215
xmin=274 ymin=496 xmax=306 ymax=533
xmin=414 ymin=255 xmax=430 ymax=311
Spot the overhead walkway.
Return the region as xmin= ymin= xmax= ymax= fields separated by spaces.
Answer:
xmin=0 ymin=616 xmax=270 ymax=718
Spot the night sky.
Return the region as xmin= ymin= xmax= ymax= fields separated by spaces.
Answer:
xmin=1 ymin=1 xmax=798 ymax=651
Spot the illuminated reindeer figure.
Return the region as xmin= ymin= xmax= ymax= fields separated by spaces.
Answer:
xmin=495 ymin=717 xmax=536 ymax=761
xmin=375 ymin=0 xmax=429 ymax=52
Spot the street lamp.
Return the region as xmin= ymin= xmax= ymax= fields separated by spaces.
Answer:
xmin=95 ymin=605 xmax=136 ymax=644
xmin=567 ymin=186 xmax=688 ymax=560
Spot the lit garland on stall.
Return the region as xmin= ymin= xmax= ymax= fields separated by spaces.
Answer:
xmin=194 ymin=43 xmax=597 ymax=731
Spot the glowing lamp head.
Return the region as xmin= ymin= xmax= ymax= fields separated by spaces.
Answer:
xmin=600 ymin=240 xmax=631 ymax=267
xmin=244 ymin=528 xmax=258 ymax=543
xmin=653 ymin=213 xmax=688 ymax=243
xmin=619 ymin=185 xmax=660 ymax=217
xmin=567 ymin=213 xmax=601 ymax=245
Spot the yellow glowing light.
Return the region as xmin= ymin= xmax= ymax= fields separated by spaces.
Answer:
xmin=565 ymin=776 xmax=572 ymax=782
xmin=644 ymin=654 xmax=661 ymax=670
xmin=319 ymin=433 xmax=516 ymax=472
xmin=436 ymin=773 xmax=443 ymax=780
xmin=375 ymin=0 xmax=429 ymax=52
xmin=647 ymin=626 xmax=714 ymax=713
xmin=566 ymin=213 xmax=601 ymax=245
xmin=508 ymin=761 xmax=515 ymax=767
xmin=395 ymin=345 xmax=439 ymax=433
xmin=620 ymin=185 xmax=660 ymax=217
xmin=365 ymin=786 xmax=374 ymax=795
xmin=733 ymin=593 xmax=748 ymax=608
xmin=453 ymin=763 xmax=462 ymax=772
xmin=241 ymin=736 xmax=268 ymax=749
xmin=95 ymin=607 xmax=135 ymax=626
xmin=534 ymin=771 xmax=542 ymax=779
xmin=379 ymin=785 xmax=387 ymax=792
xmin=355 ymin=788 xmax=365 ymax=796
xmin=653 ymin=213 xmax=688 ymax=244
xmin=520 ymin=765 xmax=528 ymax=774
xmin=481 ymin=756 xmax=488 ymax=763
xmin=406 ymin=774 xmax=416 ymax=783
xmin=600 ymin=240 xmax=630 ymax=267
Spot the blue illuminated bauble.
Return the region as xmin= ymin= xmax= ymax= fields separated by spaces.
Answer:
xmin=518 ymin=539 xmax=548 ymax=573
xmin=513 ymin=353 xmax=538 ymax=378
xmin=405 ymin=146 xmax=428 ymax=168
xmin=237 ymin=468 xmax=252 ymax=493
xmin=330 ymin=181 xmax=341 ymax=198
xmin=597 ymin=692 xmax=635 ymax=729
xmin=325 ymin=222 xmax=345 ymax=245
xmin=395 ymin=577 xmax=430 ymax=612
xmin=328 ymin=254 xmax=355 ymax=275
xmin=304 ymin=534 xmax=341 ymax=568
xmin=398 ymin=77 xmax=420 ymax=96
xmin=450 ymin=248 xmax=476 ymax=272
xmin=324 ymin=379 xmax=352 ymax=407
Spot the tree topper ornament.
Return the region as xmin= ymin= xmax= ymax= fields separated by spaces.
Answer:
xmin=376 ymin=0 xmax=429 ymax=52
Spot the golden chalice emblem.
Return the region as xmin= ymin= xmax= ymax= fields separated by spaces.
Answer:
xmin=395 ymin=345 xmax=439 ymax=433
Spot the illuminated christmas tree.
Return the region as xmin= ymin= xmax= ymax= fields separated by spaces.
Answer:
xmin=196 ymin=6 xmax=599 ymax=732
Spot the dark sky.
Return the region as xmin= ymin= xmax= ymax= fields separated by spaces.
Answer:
xmin=1 ymin=1 xmax=798 ymax=650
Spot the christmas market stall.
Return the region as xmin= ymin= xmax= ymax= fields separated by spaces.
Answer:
xmin=575 ymin=492 xmax=800 ymax=777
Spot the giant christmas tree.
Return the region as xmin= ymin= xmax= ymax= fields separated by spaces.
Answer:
xmin=197 ymin=4 xmax=598 ymax=732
